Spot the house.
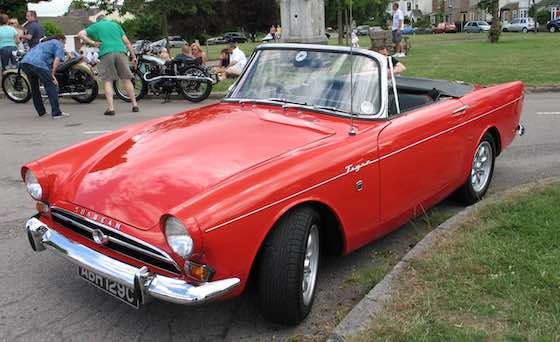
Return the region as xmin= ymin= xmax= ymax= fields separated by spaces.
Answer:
xmin=37 ymin=16 xmax=92 ymax=35
xmin=532 ymin=0 xmax=560 ymax=19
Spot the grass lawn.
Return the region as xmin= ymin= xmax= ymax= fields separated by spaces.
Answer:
xmin=179 ymin=32 xmax=559 ymax=92
xmin=354 ymin=182 xmax=560 ymax=341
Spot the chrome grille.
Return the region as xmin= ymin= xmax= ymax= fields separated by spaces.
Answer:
xmin=50 ymin=208 xmax=181 ymax=274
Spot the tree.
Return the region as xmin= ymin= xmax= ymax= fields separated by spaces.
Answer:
xmin=43 ymin=20 xmax=64 ymax=36
xmin=478 ymin=0 xmax=500 ymax=43
xmin=0 ymin=0 xmax=44 ymax=20
xmin=121 ymin=15 xmax=163 ymax=41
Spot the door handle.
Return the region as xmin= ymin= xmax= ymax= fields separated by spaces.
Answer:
xmin=452 ymin=105 xmax=469 ymax=115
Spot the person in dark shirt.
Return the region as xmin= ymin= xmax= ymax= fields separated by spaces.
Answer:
xmin=376 ymin=46 xmax=406 ymax=76
xmin=23 ymin=11 xmax=44 ymax=49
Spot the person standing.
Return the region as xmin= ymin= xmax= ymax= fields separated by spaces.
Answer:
xmin=20 ymin=35 xmax=70 ymax=119
xmin=0 ymin=14 xmax=20 ymax=72
xmin=391 ymin=2 xmax=405 ymax=58
xmin=23 ymin=10 xmax=44 ymax=49
xmin=78 ymin=16 xmax=138 ymax=116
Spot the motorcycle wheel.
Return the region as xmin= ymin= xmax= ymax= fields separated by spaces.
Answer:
xmin=2 ymin=71 xmax=31 ymax=103
xmin=179 ymin=66 xmax=212 ymax=103
xmin=71 ymin=69 xmax=99 ymax=104
xmin=113 ymin=68 xmax=147 ymax=102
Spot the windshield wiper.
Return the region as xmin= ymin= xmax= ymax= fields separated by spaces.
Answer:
xmin=312 ymin=105 xmax=350 ymax=114
xmin=266 ymin=98 xmax=309 ymax=106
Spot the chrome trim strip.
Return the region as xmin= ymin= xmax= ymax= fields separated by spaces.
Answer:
xmin=51 ymin=207 xmax=180 ymax=272
xmin=205 ymin=96 xmax=522 ymax=233
xmin=26 ymin=217 xmax=240 ymax=305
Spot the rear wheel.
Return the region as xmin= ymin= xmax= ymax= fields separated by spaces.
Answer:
xmin=522 ymin=27 xmax=528 ymax=33
xmin=455 ymin=133 xmax=496 ymax=205
xmin=550 ymin=26 xmax=556 ymax=33
xmin=179 ymin=66 xmax=212 ymax=103
xmin=258 ymin=207 xmax=320 ymax=325
xmin=71 ymin=69 xmax=98 ymax=103
xmin=113 ymin=68 xmax=147 ymax=102
xmin=1 ymin=71 xmax=31 ymax=103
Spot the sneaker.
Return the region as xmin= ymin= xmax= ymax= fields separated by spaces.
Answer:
xmin=52 ymin=112 xmax=70 ymax=119
xmin=132 ymin=106 xmax=139 ymax=113
xmin=104 ymin=109 xmax=115 ymax=116
xmin=38 ymin=112 xmax=46 ymax=117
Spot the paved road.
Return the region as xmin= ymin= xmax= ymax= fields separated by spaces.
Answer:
xmin=1 ymin=93 xmax=559 ymax=341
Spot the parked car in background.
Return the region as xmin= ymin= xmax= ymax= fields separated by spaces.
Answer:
xmin=464 ymin=21 xmax=491 ymax=33
xmin=206 ymin=36 xmax=228 ymax=45
xmin=223 ymin=32 xmax=248 ymax=43
xmin=167 ymin=36 xmax=187 ymax=48
xmin=401 ymin=26 xmax=416 ymax=35
xmin=415 ymin=27 xmax=432 ymax=34
xmin=357 ymin=25 xmax=370 ymax=35
xmin=502 ymin=18 xmax=536 ymax=32
xmin=546 ymin=18 xmax=560 ymax=32
xmin=432 ymin=22 xmax=457 ymax=34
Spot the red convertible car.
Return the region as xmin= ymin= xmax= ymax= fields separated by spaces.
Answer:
xmin=22 ymin=44 xmax=525 ymax=324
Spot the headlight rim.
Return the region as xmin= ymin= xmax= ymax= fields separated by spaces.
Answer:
xmin=164 ymin=216 xmax=194 ymax=259
xmin=24 ymin=168 xmax=44 ymax=201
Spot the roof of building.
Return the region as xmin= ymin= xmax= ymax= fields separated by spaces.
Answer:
xmin=501 ymin=2 xmax=519 ymax=10
xmin=535 ymin=0 xmax=560 ymax=7
xmin=37 ymin=16 xmax=92 ymax=35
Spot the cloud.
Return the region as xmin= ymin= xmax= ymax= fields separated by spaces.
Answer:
xmin=28 ymin=0 xmax=73 ymax=17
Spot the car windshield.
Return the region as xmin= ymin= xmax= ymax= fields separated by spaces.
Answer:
xmin=229 ymin=49 xmax=382 ymax=117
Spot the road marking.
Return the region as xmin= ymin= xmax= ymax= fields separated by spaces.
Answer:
xmin=83 ymin=130 xmax=112 ymax=135
xmin=536 ymin=112 xmax=560 ymax=115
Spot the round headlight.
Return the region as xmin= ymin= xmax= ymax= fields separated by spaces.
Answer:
xmin=165 ymin=216 xmax=193 ymax=258
xmin=25 ymin=169 xmax=43 ymax=200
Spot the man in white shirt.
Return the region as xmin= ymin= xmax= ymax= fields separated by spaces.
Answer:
xmin=391 ymin=2 xmax=405 ymax=58
xmin=225 ymin=42 xmax=247 ymax=78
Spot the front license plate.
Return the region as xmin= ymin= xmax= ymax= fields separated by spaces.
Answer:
xmin=78 ymin=266 xmax=139 ymax=308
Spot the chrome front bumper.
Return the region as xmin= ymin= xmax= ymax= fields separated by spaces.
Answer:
xmin=26 ymin=217 xmax=240 ymax=305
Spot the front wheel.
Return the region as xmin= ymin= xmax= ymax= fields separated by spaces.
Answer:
xmin=522 ymin=27 xmax=528 ymax=33
xmin=550 ymin=26 xmax=556 ymax=33
xmin=455 ymin=132 xmax=496 ymax=205
xmin=113 ymin=68 xmax=147 ymax=102
xmin=179 ymin=66 xmax=212 ymax=103
xmin=2 ymin=71 xmax=31 ymax=103
xmin=258 ymin=207 xmax=320 ymax=325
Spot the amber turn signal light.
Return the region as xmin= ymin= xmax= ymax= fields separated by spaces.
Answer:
xmin=36 ymin=201 xmax=49 ymax=215
xmin=185 ymin=261 xmax=214 ymax=282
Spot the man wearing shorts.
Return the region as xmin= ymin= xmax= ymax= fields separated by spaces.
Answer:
xmin=391 ymin=3 xmax=405 ymax=58
xmin=225 ymin=42 xmax=247 ymax=78
xmin=78 ymin=16 xmax=138 ymax=115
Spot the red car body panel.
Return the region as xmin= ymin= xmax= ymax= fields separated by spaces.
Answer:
xmin=23 ymin=80 xmax=524 ymax=298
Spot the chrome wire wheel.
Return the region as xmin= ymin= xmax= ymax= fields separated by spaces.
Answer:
xmin=471 ymin=141 xmax=493 ymax=193
xmin=302 ymin=224 xmax=319 ymax=306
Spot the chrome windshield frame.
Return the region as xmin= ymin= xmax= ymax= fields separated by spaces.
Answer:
xmin=224 ymin=44 xmax=388 ymax=120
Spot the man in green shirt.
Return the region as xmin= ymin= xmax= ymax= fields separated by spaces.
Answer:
xmin=78 ymin=16 xmax=138 ymax=115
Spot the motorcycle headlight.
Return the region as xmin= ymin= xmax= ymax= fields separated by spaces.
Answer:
xmin=164 ymin=216 xmax=194 ymax=258
xmin=24 ymin=169 xmax=43 ymax=201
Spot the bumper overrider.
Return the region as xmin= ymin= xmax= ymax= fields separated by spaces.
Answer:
xmin=26 ymin=216 xmax=240 ymax=305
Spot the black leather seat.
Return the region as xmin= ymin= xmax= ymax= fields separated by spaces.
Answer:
xmin=56 ymin=57 xmax=82 ymax=73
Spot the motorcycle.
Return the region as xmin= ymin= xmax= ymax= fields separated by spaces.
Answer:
xmin=1 ymin=50 xmax=99 ymax=104
xmin=113 ymin=40 xmax=218 ymax=103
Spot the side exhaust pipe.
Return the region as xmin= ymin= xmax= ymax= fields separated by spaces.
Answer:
xmin=142 ymin=74 xmax=214 ymax=84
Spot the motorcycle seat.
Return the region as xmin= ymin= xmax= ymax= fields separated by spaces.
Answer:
xmin=167 ymin=55 xmax=202 ymax=67
xmin=56 ymin=57 xmax=82 ymax=73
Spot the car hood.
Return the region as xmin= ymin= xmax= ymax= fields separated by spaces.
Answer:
xmin=67 ymin=103 xmax=335 ymax=229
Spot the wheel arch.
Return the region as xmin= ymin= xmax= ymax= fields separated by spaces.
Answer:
xmin=484 ymin=126 xmax=502 ymax=156
xmin=245 ymin=200 xmax=346 ymax=288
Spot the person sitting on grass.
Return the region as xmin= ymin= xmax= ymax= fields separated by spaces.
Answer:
xmin=376 ymin=46 xmax=406 ymax=76
xmin=224 ymin=42 xmax=246 ymax=79
xmin=215 ymin=48 xmax=230 ymax=79
xmin=172 ymin=44 xmax=198 ymax=65
xmin=190 ymin=42 xmax=207 ymax=64
xmin=158 ymin=47 xmax=171 ymax=61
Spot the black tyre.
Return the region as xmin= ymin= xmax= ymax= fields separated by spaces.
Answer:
xmin=71 ymin=69 xmax=99 ymax=103
xmin=179 ymin=66 xmax=212 ymax=103
xmin=455 ymin=132 xmax=496 ymax=205
xmin=2 ymin=71 xmax=31 ymax=103
xmin=258 ymin=207 xmax=321 ymax=325
xmin=113 ymin=68 xmax=147 ymax=102
xmin=550 ymin=26 xmax=556 ymax=33
xmin=522 ymin=27 xmax=528 ymax=33
xmin=502 ymin=28 xmax=508 ymax=32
